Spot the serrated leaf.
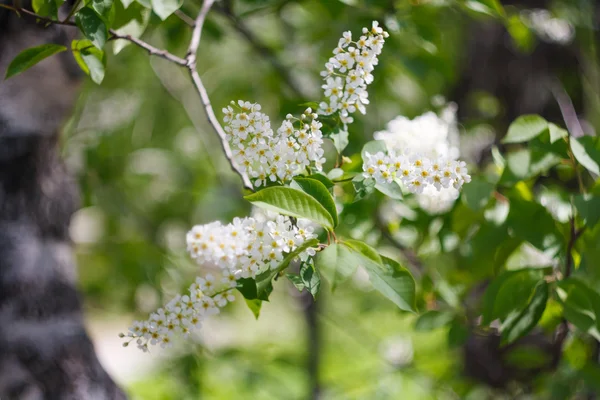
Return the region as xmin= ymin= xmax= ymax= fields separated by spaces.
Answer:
xmin=502 ymin=115 xmax=548 ymax=144
xmin=571 ymin=137 xmax=600 ymax=175
xmin=245 ymin=299 xmax=262 ymax=319
xmin=5 ymin=44 xmax=67 ymax=79
xmin=245 ymin=187 xmax=334 ymax=229
xmin=71 ymin=39 xmax=106 ymax=84
xmin=151 ymin=0 xmax=182 ymax=20
xmin=76 ymin=7 xmax=108 ymax=49
xmin=293 ymin=177 xmax=338 ymax=227
xmin=501 ymin=280 xmax=548 ymax=345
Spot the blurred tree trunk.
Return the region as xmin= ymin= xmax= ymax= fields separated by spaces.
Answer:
xmin=0 ymin=4 xmax=126 ymax=399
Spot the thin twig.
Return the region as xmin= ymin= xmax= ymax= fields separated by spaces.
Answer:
xmin=185 ymin=0 xmax=253 ymax=190
xmin=4 ymin=2 xmax=253 ymax=190
xmin=374 ymin=209 xmax=423 ymax=274
xmin=108 ymin=32 xmax=187 ymax=65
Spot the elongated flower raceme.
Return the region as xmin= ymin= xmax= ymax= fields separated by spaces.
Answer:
xmin=318 ymin=21 xmax=389 ymax=127
xmin=222 ymin=101 xmax=326 ymax=189
xmin=363 ymin=151 xmax=471 ymax=194
xmin=121 ymin=214 xmax=318 ymax=351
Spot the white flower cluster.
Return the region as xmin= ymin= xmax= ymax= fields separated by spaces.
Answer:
xmin=370 ymin=105 xmax=471 ymax=213
xmin=186 ymin=215 xmax=317 ymax=279
xmin=522 ymin=9 xmax=574 ymax=45
xmin=121 ymin=271 xmax=236 ymax=351
xmin=318 ymin=21 xmax=389 ymax=126
xmin=223 ymin=101 xmax=326 ymax=188
xmin=363 ymin=151 xmax=471 ymax=194
xmin=121 ymin=214 xmax=318 ymax=351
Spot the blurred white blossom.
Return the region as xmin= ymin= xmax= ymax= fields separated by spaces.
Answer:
xmin=522 ymin=9 xmax=575 ymax=45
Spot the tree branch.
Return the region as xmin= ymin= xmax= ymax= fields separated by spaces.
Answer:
xmin=185 ymin=0 xmax=253 ymax=190
xmin=4 ymin=1 xmax=253 ymax=191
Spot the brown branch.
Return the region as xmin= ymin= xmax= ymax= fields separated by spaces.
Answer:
xmin=185 ymin=0 xmax=253 ymax=191
xmin=4 ymin=1 xmax=253 ymax=191
xmin=374 ymin=209 xmax=424 ymax=275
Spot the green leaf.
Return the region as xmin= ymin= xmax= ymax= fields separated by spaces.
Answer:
xmin=556 ymin=279 xmax=600 ymax=340
xmin=71 ymin=39 xmax=106 ymax=84
xmin=549 ymin=123 xmax=568 ymax=143
xmin=92 ymin=0 xmax=114 ymax=19
xmin=244 ymin=299 xmax=262 ymax=319
xmin=236 ymin=277 xmax=258 ymax=300
xmin=414 ymin=310 xmax=454 ymax=331
xmin=482 ymin=269 xmax=542 ymax=324
xmin=300 ymin=261 xmax=321 ymax=299
xmin=574 ymin=194 xmax=600 ymax=229
xmin=76 ymin=7 xmax=108 ymax=49
xmin=343 ymin=239 xmax=382 ymax=264
xmin=352 ymin=174 xmax=376 ymax=202
xmin=571 ymin=137 xmax=600 ymax=175
xmin=32 ymin=0 xmax=63 ymax=18
xmin=315 ymin=243 xmax=359 ymax=290
xmin=151 ymin=0 xmax=182 ymax=20
xmin=375 ymin=180 xmax=403 ymax=200
xmin=505 ymin=195 xmax=560 ymax=250
xmin=501 ymin=280 xmax=548 ymax=345
xmin=465 ymin=0 xmax=504 ymax=17
xmin=330 ymin=129 xmax=349 ymax=154
xmin=5 ymin=44 xmax=67 ymax=80
xmin=111 ymin=2 xmax=151 ymax=54
xmin=286 ymin=274 xmax=305 ymax=292
xmin=245 ymin=187 xmax=334 ymax=230
xmin=293 ymin=177 xmax=338 ymax=227
xmin=461 ymin=178 xmax=494 ymax=210
xmin=502 ymin=115 xmax=548 ymax=144
xmin=367 ymin=255 xmax=416 ymax=312
xmin=306 ymin=173 xmax=334 ymax=189
xmin=361 ymin=140 xmax=388 ymax=159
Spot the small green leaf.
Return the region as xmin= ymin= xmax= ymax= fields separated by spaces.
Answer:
xmin=502 ymin=115 xmax=548 ymax=144
xmin=482 ymin=269 xmax=542 ymax=324
xmin=286 ymin=274 xmax=305 ymax=292
xmin=5 ymin=44 xmax=67 ymax=79
xmin=556 ymin=279 xmax=600 ymax=340
xmin=236 ymin=277 xmax=258 ymax=300
xmin=32 ymin=0 xmax=63 ymax=18
xmin=92 ymin=0 xmax=114 ymax=19
xmin=244 ymin=299 xmax=262 ymax=319
xmin=548 ymin=123 xmax=568 ymax=143
xmin=352 ymin=174 xmax=376 ymax=202
xmin=245 ymin=187 xmax=334 ymax=229
xmin=501 ymin=280 xmax=548 ymax=345
xmin=315 ymin=243 xmax=359 ymax=290
xmin=571 ymin=137 xmax=600 ymax=175
xmin=293 ymin=177 xmax=338 ymax=227
xmin=306 ymin=173 xmax=334 ymax=189
xmin=330 ymin=129 xmax=349 ymax=154
xmin=71 ymin=39 xmax=106 ymax=84
xmin=574 ymin=194 xmax=600 ymax=229
xmin=76 ymin=7 xmax=108 ymax=50
xmin=414 ymin=310 xmax=454 ymax=331
xmin=151 ymin=0 xmax=182 ymax=20
xmin=343 ymin=239 xmax=382 ymax=264
xmin=300 ymin=261 xmax=321 ymax=299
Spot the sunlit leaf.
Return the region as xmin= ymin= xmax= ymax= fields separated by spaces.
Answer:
xmin=5 ymin=44 xmax=67 ymax=79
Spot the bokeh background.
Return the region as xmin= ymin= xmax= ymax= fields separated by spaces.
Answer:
xmin=59 ymin=0 xmax=597 ymax=398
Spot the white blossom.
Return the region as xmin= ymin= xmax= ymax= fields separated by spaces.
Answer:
xmin=318 ymin=21 xmax=389 ymax=130
xmin=122 ymin=214 xmax=318 ymax=351
xmin=223 ymin=103 xmax=325 ymax=189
